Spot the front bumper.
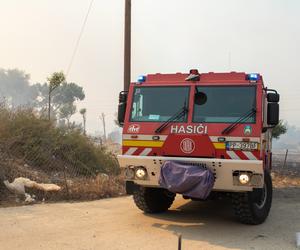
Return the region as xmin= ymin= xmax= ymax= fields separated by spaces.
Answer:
xmin=117 ymin=155 xmax=264 ymax=192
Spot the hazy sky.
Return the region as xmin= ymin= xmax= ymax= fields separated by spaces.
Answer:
xmin=1 ymin=0 xmax=300 ymax=134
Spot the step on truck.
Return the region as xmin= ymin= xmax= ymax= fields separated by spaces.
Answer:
xmin=117 ymin=70 xmax=280 ymax=225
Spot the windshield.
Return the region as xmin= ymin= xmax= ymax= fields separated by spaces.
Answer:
xmin=193 ymin=86 xmax=256 ymax=123
xmin=130 ymin=86 xmax=190 ymax=122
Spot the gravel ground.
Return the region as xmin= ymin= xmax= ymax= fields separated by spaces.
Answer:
xmin=0 ymin=187 xmax=299 ymax=250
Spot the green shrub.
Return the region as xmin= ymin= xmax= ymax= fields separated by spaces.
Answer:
xmin=0 ymin=106 xmax=120 ymax=176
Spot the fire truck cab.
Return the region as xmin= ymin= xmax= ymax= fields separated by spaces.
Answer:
xmin=117 ymin=70 xmax=280 ymax=225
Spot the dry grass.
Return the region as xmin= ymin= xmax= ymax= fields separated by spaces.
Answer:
xmin=272 ymin=158 xmax=300 ymax=188
xmin=25 ymin=174 xmax=126 ymax=202
xmin=65 ymin=175 xmax=125 ymax=200
xmin=0 ymin=148 xmax=125 ymax=206
xmin=272 ymin=171 xmax=300 ymax=188
xmin=0 ymin=172 xmax=125 ymax=206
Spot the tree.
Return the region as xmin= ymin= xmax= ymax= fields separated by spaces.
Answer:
xmin=52 ymin=82 xmax=85 ymax=110
xmin=80 ymin=108 xmax=87 ymax=135
xmin=36 ymin=79 xmax=85 ymax=120
xmin=272 ymin=120 xmax=287 ymax=139
xmin=59 ymin=103 xmax=76 ymax=127
xmin=0 ymin=68 xmax=38 ymax=107
xmin=47 ymin=72 xmax=66 ymax=120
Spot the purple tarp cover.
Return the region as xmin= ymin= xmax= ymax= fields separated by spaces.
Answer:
xmin=159 ymin=161 xmax=215 ymax=199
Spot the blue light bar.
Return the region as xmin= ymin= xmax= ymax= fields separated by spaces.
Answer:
xmin=137 ymin=75 xmax=146 ymax=83
xmin=247 ymin=73 xmax=260 ymax=82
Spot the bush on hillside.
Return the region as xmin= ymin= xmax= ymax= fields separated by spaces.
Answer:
xmin=0 ymin=106 xmax=120 ymax=176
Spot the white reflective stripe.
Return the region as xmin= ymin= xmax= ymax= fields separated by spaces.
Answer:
xmin=243 ymin=151 xmax=258 ymax=160
xmin=226 ymin=151 xmax=240 ymax=159
xmin=124 ymin=147 xmax=138 ymax=155
xmin=140 ymin=148 xmax=152 ymax=156
xmin=210 ymin=136 xmax=260 ymax=143
xmin=123 ymin=134 xmax=168 ymax=141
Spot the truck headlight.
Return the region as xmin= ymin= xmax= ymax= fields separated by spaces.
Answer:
xmin=239 ymin=173 xmax=250 ymax=184
xmin=135 ymin=167 xmax=147 ymax=180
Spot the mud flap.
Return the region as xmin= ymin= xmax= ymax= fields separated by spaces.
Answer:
xmin=159 ymin=161 xmax=215 ymax=199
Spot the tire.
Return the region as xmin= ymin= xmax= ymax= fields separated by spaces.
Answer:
xmin=231 ymin=171 xmax=272 ymax=225
xmin=133 ymin=186 xmax=175 ymax=213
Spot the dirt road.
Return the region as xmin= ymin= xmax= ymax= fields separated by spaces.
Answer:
xmin=0 ymin=188 xmax=299 ymax=250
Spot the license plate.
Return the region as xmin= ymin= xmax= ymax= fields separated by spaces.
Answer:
xmin=226 ymin=141 xmax=258 ymax=151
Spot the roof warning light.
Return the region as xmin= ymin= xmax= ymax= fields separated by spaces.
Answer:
xmin=137 ymin=75 xmax=146 ymax=83
xmin=247 ymin=73 xmax=260 ymax=82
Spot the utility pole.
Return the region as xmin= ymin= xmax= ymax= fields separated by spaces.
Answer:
xmin=124 ymin=0 xmax=131 ymax=91
xmin=101 ymin=113 xmax=107 ymax=143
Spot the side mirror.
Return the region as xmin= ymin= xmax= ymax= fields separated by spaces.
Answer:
xmin=267 ymin=103 xmax=279 ymax=126
xmin=118 ymin=91 xmax=128 ymax=126
xmin=267 ymin=93 xmax=280 ymax=103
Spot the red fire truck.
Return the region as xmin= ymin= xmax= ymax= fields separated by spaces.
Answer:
xmin=117 ymin=70 xmax=280 ymax=225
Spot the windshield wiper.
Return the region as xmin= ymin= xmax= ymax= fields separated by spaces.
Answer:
xmin=222 ymin=108 xmax=256 ymax=135
xmin=155 ymin=104 xmax=188 ymax=134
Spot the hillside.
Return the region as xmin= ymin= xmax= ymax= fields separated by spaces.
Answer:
xmin=0 ymin=106 xmax=125 ymax=206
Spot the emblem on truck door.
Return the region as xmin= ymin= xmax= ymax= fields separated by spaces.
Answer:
xmin=244 ymin=125 xmax=252 ymax=136
xmin=127 ymin=124 xmax=140 ymax=133
xmin=180 ymin=138 xmax=195 ymax=154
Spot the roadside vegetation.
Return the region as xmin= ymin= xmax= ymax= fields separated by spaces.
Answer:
xmin=0 ymin=105 xmax=124 ymax=205
xmin=0 ymin=68 xmax=124 ymax=206
xmin=0 ymin=105 xmax=120 ymax=175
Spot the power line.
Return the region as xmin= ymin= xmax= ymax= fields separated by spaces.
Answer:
xmin=66 ymin=0 xmax=94 ymax=77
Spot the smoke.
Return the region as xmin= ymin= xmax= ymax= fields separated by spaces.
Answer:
xmin=0 ymin=68 xmax=38 ymax=107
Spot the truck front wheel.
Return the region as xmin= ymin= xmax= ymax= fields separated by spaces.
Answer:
xmin=133 ymin=186 xmax=175 ymax=213
xmin=231 ymin=171 xmax=272 ymax=225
